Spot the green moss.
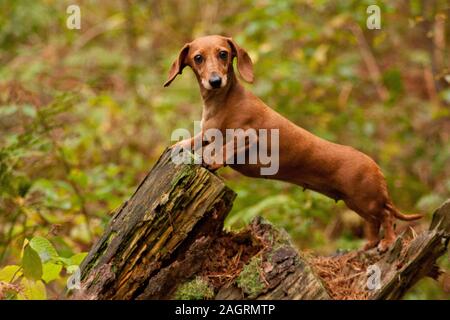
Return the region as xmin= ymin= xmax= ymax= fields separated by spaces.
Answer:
xmin=253 ymin=216 xmax=293 ymax=246
xmin=107 ymin=231 xmax=117 ymax=244
xmin=174 ymin=277 xmax=214 ymax=300
xmin=82 ymin=230 xmax=117 ymax=279
xmin=236 ymin=256 xmax=265 ymax=298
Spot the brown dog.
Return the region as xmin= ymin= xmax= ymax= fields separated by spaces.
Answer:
xmin=164 ymin=35 xmax=422 ymax=252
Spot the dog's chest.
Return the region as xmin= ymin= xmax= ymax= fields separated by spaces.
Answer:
xmin=201 ymin=112 xmax=228 ymax=133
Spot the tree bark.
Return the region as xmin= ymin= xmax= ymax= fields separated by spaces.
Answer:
xmin=367 ymin=200 xmax=450 ymax=299
xmin=73 ymin=148 xmax=236 ymax=299
xmin=71 ymin=149 xmax=450 ymax=300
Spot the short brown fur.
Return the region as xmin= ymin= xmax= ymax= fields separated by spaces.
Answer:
xmin=165 ymin=35 xmax=422 ymax=252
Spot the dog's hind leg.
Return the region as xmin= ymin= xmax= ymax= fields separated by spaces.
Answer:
xmin=378 ymin=207 xmax=396 ymax=252
xmin=344 ymin=198 xmax=383 ymax=250
xmin=363 ymin=219 xmax=381 ymax=250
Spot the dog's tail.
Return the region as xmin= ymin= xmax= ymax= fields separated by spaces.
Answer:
xmin=385 ymin=202 xmax=423 ymax=221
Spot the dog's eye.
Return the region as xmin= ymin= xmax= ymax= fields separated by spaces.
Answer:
xmin=219 ymin=50 xmax=228 ymax=60
xmin=194 ymin=54 xmax=203 ymax=64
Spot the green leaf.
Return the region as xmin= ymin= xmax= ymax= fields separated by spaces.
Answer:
xmin=69 ymin=252 xmax=87 ymax=265
xmin=416 ymin=194 xmax=444 ymax=212
xmin=42 ymin=262 xmax=62 ymax=283
xmin=0 ymin=265 xmax=22 ymax=282
xmin=22 ymin=245 xmax=43 ymax=280
xmin=441 ymin=89 xmax=450 ymax=104
xmin=382 ymin=68 xmax=403 ymax=97
xmin=29 ymin=236 xmax=58 ymax=263
xmin=0 ymin=104 xmax=18 ymax=117
xmin=22 ymin=105 xmax=37 ymax=118
xmin=66 ymin=265 xmax=79 ymax=274
xmin=17 ymin=278 xmax=47 ymax=300
xmin=56 ymin=257 xmax=73 ymax=266
xmin=68 ymin=169 xmax=89 ymax=188
xmin=226 ymin=194 xmax=291 ymax=227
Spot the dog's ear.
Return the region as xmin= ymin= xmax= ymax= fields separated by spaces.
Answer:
xmin=164 ymin=43 xmax=190 ymax=87
xmin=226 ymin=38 xmax=254 ymax=83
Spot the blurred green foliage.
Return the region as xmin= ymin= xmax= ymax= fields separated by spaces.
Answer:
xmin=0 ymin=0 xmax=448 ymax=299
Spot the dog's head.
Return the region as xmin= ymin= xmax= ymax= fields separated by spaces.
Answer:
xmin=164 ymin=35 xmax=253 ymax=90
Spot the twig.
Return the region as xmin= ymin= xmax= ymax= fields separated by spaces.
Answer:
xmin=349 ymin=23 xmax=389 ymax=102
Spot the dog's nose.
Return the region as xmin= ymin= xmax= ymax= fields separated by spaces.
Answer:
xmin=209 ymin=75 xmax=222 ymax=88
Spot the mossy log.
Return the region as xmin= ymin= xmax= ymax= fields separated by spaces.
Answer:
xmin=73 ymin=148 xmax=236 ymax=299
xmin=366 ymin=200 xmax=450 ymax=299
xmin=71 ymin=149 xmax=450 ymax=300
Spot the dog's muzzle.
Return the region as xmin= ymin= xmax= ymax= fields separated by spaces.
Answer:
xmin=208 ymin=75 xmax=222 ymax=89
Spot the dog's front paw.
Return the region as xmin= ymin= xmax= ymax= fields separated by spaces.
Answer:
xmin=202 ymin=161 xmax=223 ymax=172
xmin=377 ymin=239 xmax=393 ymax=253
xmin=171 ymin=139 xmax=192 ymax=152
xmin=201 ymin=153 xmax=224 ymax=172
xmin=363 ymin=240 xmax=379 ymax=251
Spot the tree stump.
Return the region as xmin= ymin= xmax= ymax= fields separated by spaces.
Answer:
xmin=71 ymin=149 xmax=450 ymax=300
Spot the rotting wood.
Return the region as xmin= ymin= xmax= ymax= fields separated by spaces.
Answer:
xmin=70 ymin=148 xmax=450 ymax=300
xmin=72 ymin=148 xmax=236 ymax=299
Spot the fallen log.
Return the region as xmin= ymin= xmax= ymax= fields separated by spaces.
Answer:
xmin=72 ymin=148 xmax=236 ymax=299
xmin=71 ymin=149 xmax=450 ymax=300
